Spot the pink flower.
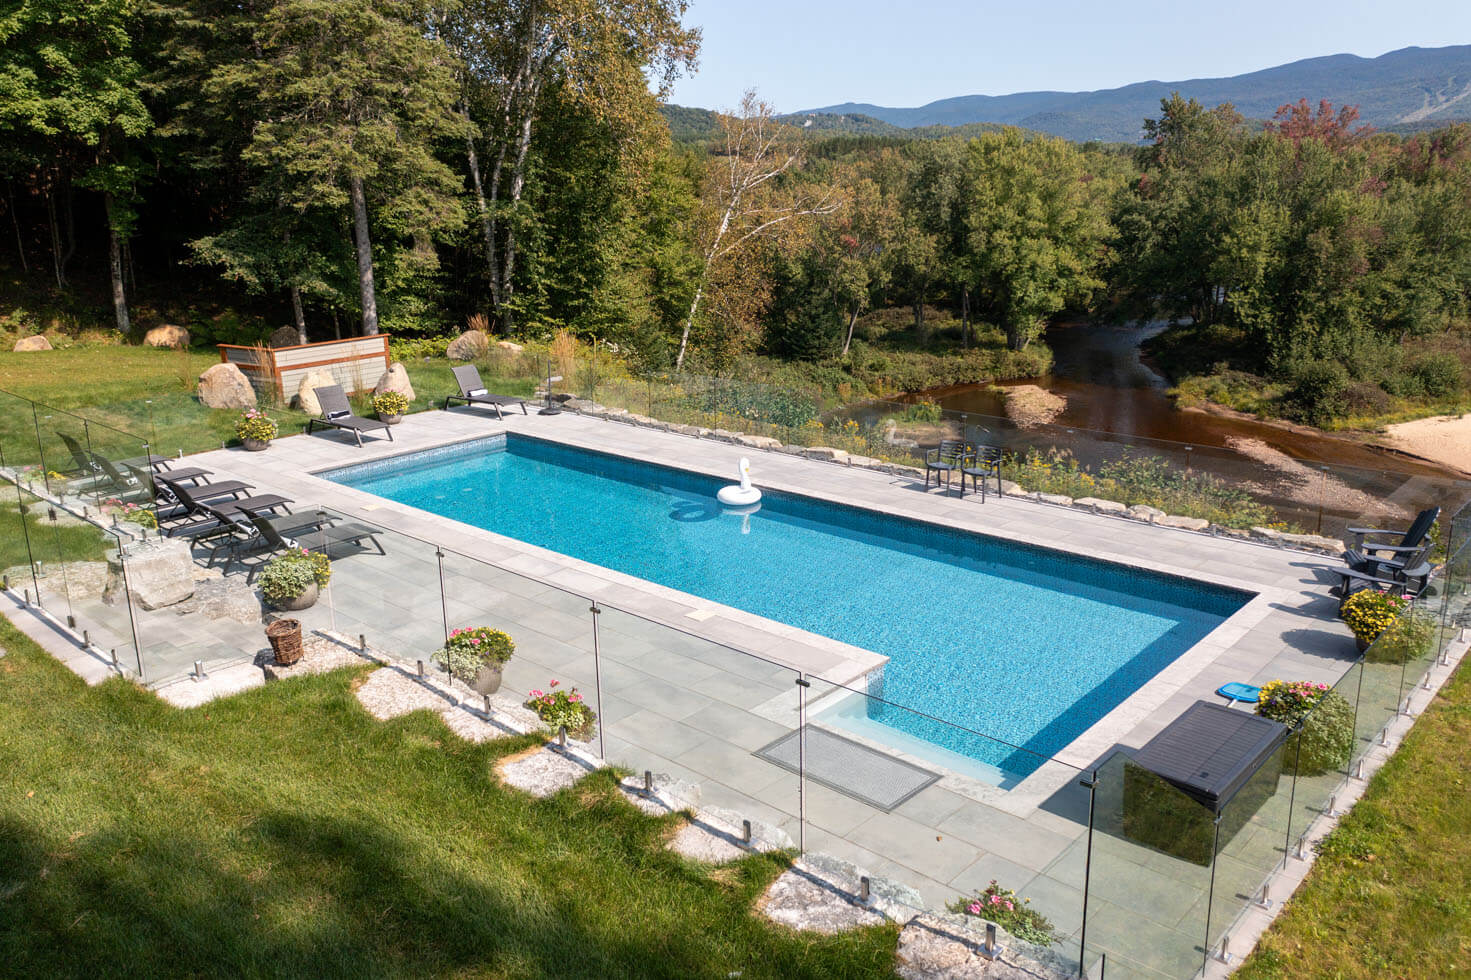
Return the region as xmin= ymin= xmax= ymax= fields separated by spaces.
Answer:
xmin=570 ymin=693 xmax=582 ymax=702
xmin=967 ymin=902 xmax=981 ymax=915
xmin=1004 ymin=901 xmax=1014 ymax=911
xmin=550 ymin=679 xmax=559 ymax=688
xmin=530 ymin=689 xmax=543 ymax=698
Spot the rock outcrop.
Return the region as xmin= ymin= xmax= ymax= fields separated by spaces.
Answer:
xmin=12 ymin=335 xmax=52 ymax=352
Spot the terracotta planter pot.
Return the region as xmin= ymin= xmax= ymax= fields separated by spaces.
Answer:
xmin=269 ymin=581 xmax=319 ymax=611
xmin=242 ymin=437 xmax=271 ymax=452
xmin=469 ymin=664 xmax=503 ymax=694
xmin=379 ymin=413 xmax=403 ymax=425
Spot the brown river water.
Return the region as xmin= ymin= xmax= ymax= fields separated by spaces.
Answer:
xmin=873 ymin=321 xmax=1469 ymax=533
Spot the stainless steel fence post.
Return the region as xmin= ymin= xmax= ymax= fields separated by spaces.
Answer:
xmin=590 ymin=601 xmax=606 ymax=760
xmin=796 ymin=675 xmax=810 ymax=854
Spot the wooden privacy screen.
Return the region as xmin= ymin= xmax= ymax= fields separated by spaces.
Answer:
xmin=219 ymin=335 xmax=391 ymax=401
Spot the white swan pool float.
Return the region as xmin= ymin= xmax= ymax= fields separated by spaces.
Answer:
xmin=717 ymin=457 xmax=762 ymax=507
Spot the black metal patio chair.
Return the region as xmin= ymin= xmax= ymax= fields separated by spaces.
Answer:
xmin=924 ymin=440 xmax=974 ymax=493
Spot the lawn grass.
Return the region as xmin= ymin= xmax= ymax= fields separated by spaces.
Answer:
xmin=0 ymin=346 xmax=537 ymax=464
xmin=1236 ymin=656 xmax=1471 ymax=980
xmin=0 ymin=616 xmax=898 ymax=978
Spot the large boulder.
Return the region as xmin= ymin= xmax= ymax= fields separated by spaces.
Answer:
xmin=496 ymin=339 xmax=525 ymax=353
xmin=373 ymin=362 xmax=416 ymax=403
xmin=197 ymin=362 xmax=257 ymax=410
xmin=105 ymin=538 xmax=195 ymax=610
xmin=12 ymin=335 xmax=51 ymax=352
xmin=267 ymin=325 xmax=303 ymax=348
xmin=143 ymin=324 xmax=190 ymax=349
xmin=293 ymin=368 xmax=339 ymax=416
xmin=446 ymin=329 xmax=489 ymax=360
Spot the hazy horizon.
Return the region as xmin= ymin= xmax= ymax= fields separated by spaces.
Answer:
xmin=670 ymin=0 xmax=1471 ymax=113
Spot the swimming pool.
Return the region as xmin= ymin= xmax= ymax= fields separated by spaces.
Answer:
xmin=326 ymin=434 xmax=1252 ymax=778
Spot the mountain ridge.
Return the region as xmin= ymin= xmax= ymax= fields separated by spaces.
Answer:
xmin=792 ymin=45 xmax=1471 ymax=142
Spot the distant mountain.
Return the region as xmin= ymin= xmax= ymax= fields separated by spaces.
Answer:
xmin=795 ymin=45 xmax=1471 ymax=143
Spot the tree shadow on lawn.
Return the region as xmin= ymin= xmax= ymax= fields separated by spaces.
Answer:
xmin=0 ymin=801 xmax=892 ymax=979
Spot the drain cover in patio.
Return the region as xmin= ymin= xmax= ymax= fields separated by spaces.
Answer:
xmin=755 ymin=727 xmax=940 ymax=812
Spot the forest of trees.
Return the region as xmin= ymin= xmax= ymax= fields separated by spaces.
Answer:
xmin=2 ymin=0 xmax=1470 ymax=419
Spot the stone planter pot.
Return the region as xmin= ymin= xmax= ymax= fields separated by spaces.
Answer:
xmin=242 ymin=437 xmax=271 ymax=452
xmin=379 ymin=413 xmax=404 ymax=425
xmin=269 ymin=581 xmax=319 ymax=611
xmin=469 ymin=664 xmax=503 ymax=694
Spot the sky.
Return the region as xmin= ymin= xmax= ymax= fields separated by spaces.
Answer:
xmin=668 ymin=0 xmax=1471 ymax=112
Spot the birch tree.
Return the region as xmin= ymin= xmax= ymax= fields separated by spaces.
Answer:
xmin=448 ymin=0 xmax=698 ymax=329
xmin=675 ymin=91 xmax=842 ymax=370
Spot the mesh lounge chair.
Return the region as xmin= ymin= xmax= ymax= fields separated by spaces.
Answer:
xmin=159 ymin=475 xmax=291 ymax=538
xmin=443 ymin=365 xmax=528 ymax=419
xmin=306 ymin=384 xmax=393 ymax=446
xmin=1342 ymin=506 xmax=1439 ymax=574
xmin=236 ymin=509 xmax=385 ymax=580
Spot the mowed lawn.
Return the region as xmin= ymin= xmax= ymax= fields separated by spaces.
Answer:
xmin=0 ymin=345 xmax=535 ymax=461
xmin=1237 ymin=655 xmax=1471 ymax=979
xmin=0 ymin=618 xmax=897 ymax=979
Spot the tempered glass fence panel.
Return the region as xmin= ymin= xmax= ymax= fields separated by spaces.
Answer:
xmin=1285 ymin=661 xmax=1361 ymax=852
xmin=32 ymin=407 xmax=94 ymax=501
xmin=301 ymin=508 xmax=447 ymax=672
xmin=65 ymin=518 xmax=143 ymax=679
xmin=592 ymin=604 xmax=803 ymax=844
xmin=1083 ymin=749 xmax=1215 ymax=980
xmin=0 ymin=390 xmax=45 ymax=477
xmin=23 ymin=486 xmax=79 ymax=626
xmin=81 ymin=418 xmax=159 ymax=526
xmin=4 ymin=482 xmax=44 ymax=606
xmin=798 ymin=675 xmax=1090 ymax=975
xmin=1204 ymin=735 xmax=1295 ymax=959
xmin=437 ymin=547 xmax=598 ymax=736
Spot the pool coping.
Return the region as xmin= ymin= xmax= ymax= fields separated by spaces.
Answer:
xmin=182 ymin=408 xmax=1352 ymax=813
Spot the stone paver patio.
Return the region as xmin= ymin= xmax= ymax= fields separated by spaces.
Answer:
xmin=9 ymin=405 xmax=1377 ymax=978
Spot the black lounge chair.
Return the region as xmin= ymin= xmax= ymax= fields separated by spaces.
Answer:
xmin=306 ymin=384 xmax=393 ymax=446
xmin=159 ymin=476 xmax=292 ymax=538
xmin=959 ymin=444 xmax=1003 ymax=500
xmin=924 ymin=440 xmax=974 ymax=493
xmin=235 ymin=509 xmax=385 ymax=580
xmin=1342 ymin=506 xmax=1439 ymax=577
xmin=443 ymin=365 xmax=528 ymax=419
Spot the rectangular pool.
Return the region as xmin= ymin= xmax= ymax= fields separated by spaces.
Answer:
xmin=326 ymin=435 xmax=1252 ymax=778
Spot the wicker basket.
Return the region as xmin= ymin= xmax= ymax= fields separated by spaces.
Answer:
xmin=266 ymin=618 xmax=303 ymax=666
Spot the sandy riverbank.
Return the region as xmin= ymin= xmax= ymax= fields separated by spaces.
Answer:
xmin=1377 ymin=414 xmax=1471 ymax=476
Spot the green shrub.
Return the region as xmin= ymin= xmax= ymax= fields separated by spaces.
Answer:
xmin=1342 ymin=380 xmax=1392 ymax=416
xmin=1368 ymin=607 xmax=1436 ymax=665
xmin=1340 ymin=589 xmax=1410 ymax=646
xmin=389 ymin=335 xmax=453 ymax=361
xmin=1409 ymin=353 xmax=1465 ymax=398
xmin=1256 ymin=680 xmax=1355 ymax=775
xmin=1283 ymin=361 xmax=1350 ymax=426
xmin=680 ymin=378 xmax=819 ymax=428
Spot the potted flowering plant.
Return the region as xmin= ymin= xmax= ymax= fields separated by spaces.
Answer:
xmin=372 ymin=390 xmax=409 ymax=424
xmin=235 ymin=409 xmax=279 ymax=451
xmin=1255 ymin=679 xmax=1354 ymax=774
xmin=257 ymin=548 xmax=331 ymax=610
xmin=1340 ymin=588 xmax=1408 ymax=652
xmin=947 ymin=880 xmax=1055 ymax=947
xmin=524 ymin=679 xmax=596 ymax=739
xmin=432 ymin=626 xmax=514 ymax=693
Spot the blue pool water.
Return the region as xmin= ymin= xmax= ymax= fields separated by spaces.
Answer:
xmin=327 ymin=435 xmax=1251 ymax=778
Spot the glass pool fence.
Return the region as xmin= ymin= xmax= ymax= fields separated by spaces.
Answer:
xmin=1 ymin=386 xmax=1468 ymax=980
